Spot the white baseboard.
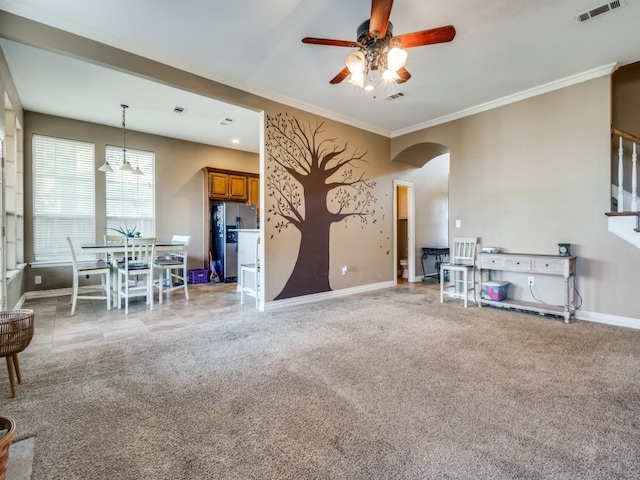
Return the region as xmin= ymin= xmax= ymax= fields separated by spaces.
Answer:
xmin=575 ymin=310 xmax=640 ymax=330
xmin=23 ymin=284 xmax=640 ymax=331
xmin=26 ymin=287 xmax=72 ymax=300
xmin=264 ymin=281 xmax=395 ymax=310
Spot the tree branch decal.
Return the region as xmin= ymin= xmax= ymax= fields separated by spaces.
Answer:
xmin=266 ymin=112 xmax=379 ymax=299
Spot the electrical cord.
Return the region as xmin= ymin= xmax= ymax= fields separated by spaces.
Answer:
xmin=528 ymin=282 xmax=583 ymax=310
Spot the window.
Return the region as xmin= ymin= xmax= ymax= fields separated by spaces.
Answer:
xmin=32 ymin=135 xmax=95 ymax=263
xmin=105 ymin=146 xmax=155 ymax=237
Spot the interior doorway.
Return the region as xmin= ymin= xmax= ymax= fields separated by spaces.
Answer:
xmin=394 ymin=180 xmax=415 ymax=283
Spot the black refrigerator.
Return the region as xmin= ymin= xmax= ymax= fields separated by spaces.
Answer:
xmin=210 ymin=202 xmax=258 ymax=282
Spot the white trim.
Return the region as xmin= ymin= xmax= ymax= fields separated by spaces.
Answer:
xmin=14 ymin=293 xmax=26 ymax=309
xmin=576 ymin=309 xmax=640 ymax=330
xmin=264 ymin=281 xmax=394 ymax=310
xmin=25 ymin=287 xmax=72 ymax=299
xmin=391 ymin=63 xmax=619 ymax=137
xmin=30 ymin=261 xmax=73 ymax=269
xmin=20 ymin=283 xmax=640 ymax=331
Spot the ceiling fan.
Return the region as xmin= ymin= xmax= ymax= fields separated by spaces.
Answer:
xmin=302 ymin=0 xmax=456 ymax=90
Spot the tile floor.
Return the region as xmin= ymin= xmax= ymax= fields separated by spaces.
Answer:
xmin=20 ymin=281 xmax=248 ymax=360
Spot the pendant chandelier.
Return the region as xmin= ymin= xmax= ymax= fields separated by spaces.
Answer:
xmin=98 ymin=104 xmax=143 ymax=175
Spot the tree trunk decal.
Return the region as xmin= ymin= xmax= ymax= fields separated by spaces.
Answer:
xmin=266 ymin=113 xmax=379 ymax=299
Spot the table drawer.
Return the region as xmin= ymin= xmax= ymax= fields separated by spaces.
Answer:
xmin=480 ymin=254 xmax=507 ymax=269
xmin=506 ymin=257 xmax=531 ymax=271
xmin=532 ymin=258 xmax=564 ymax=274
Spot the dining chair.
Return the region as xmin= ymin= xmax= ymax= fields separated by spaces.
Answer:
xmin=239 ymin=236 xmax=260 ymax=308
xmin=440 ymin=236 xmax=478 ymax=308
xmin=67 ymin=236 xmax=112 ymax=315
xmin=153 ymin=235 xmax=190 ymax=304
xmin=116 ymin=237 xmax=156 ymax=314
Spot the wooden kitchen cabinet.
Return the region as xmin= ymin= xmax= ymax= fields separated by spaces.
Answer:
xmin=248 ymin=174 xmax=260 ymax=209
xmin=204 ymin=167 xmax=248 ymax=201
xmin=227 ymin=174 xmax=248 ymax=201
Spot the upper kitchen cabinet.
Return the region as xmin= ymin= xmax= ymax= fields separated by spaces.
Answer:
xmin=248 ymin=174 xmax=260 ymax=209
xmin=204 ymin=167 xmax=248 ymax=201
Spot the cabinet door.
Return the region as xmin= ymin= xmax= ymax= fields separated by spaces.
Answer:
xmin=248 ymin=176 xmax=260 ymax=208
xmin=209 ymin=172 xmax=229 ymax=199
xmin=228 ymin=174 xmax=248 ymax=201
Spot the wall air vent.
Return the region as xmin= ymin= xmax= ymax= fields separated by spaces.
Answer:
xmin=386 ymin=92 xmax=405 ymax=101
xmin=219 ymin=118 xmax=235 ymax=126
xmin=575 ymin=0 xmax=625 ymax=22
xmin=173 ymin=106 xmax=186 ymax=113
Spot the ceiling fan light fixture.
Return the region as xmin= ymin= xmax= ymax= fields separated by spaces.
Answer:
xmin=302 ymin=1 xmax=456 ymax=89
xmin=382 ymin=69 xmax=400 ymax=81
xmin=346 ymin=51 xmax=366 ymax=74
xmin=364 ymin=83 xmax=375 ymax=92
xmin=387 ymin=47 xmax=408 ymax=72
xmin=348 ymin=72 xmax=365 ymax=88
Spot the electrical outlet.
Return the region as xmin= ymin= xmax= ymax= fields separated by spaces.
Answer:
xmin=35 ymin=275 xmax=42 ymax=285
xmin=528 ymin=276 xmax=534 ymax=286
xmin=341 ymin=266 xmax=348 ymax=276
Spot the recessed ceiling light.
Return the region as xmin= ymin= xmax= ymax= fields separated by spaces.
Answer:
xmin=231 ymin=139 xmax=240 ymax=144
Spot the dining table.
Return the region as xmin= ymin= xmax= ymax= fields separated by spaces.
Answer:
xmin=80 ymin=240 xmax=186 ymax=256
xmin=80 ymin=240 xmax=187 ymax=307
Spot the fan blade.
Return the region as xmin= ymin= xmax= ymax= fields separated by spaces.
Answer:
xmin=302 ymin=37 xmax=361 ymax=48
xmin=370 ymin=0 xmax=394 ymax=38
xmin=395 ymin=67 xmax=411 ymax=84
xmin=393 ymin=25 xmax=456 ymax=48
xmin=330 ymin=67 xmax=351 ymax=84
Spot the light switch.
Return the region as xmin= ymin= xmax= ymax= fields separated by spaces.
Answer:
xmin=455 ymin=219 xmax=461 ymax=228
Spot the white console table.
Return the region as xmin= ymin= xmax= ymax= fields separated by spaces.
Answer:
xmin=478 ymin=253 xmax=577 ymax=323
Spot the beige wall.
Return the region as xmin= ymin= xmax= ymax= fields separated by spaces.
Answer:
xmin=393 ymin=77 xmax=640 ymax=319
xmin=262 ymin=102 xmax=402 ymax=300
xmin=23 ymin=112 xmax=259 ymax=291
xmin=3 ymin=12 xmax=638 ymax=321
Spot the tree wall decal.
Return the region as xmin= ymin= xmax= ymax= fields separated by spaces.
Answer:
xmin=266 ymin=112 xmax=379 ymax=299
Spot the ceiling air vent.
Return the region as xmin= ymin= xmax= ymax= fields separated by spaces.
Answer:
xmin=575 ymin=0 xmax=625 ymax=22
xmin=219 ymin=117 xmax=235 ymax=126
xmin=386 ymin=92 xmax=405 ymax=101
xmin=173 ymin=106 xmax=186 ymax=114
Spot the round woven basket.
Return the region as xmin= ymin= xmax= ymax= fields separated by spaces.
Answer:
xmin=0 ymin=416 xmax=16 ymax=480
xmin=0 ymin=310 xmax=35 ymax=357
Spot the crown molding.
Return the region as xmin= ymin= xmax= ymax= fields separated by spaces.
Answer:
xmin=391 ymin=62 xmax=619 ymax=138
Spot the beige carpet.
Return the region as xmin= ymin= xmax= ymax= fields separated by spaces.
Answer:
xmin=2 ymin=284 xmax=639 ymax=479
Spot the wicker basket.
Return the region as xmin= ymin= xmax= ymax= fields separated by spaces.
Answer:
xmin=0 ymin=310 xmax=35 ymax=397
xmin=0 ymin=310 xmax=34 ymax=358
xmin=0 ymin=416 xmax=15 ymax=480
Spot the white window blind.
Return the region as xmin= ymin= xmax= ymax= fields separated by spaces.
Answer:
xmin=105 ymin=146 xmax=155 ymax=237
xmin=32 ymin=135 xmax=95 ymax=262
